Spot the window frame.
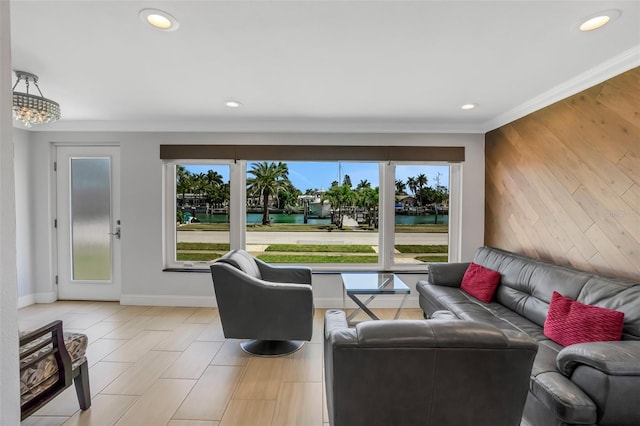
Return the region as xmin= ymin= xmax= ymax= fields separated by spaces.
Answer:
xmin=164 ymin=160 xmax=235 ymax=269
xmin=163 ymin=158 xmax=461 ymax=271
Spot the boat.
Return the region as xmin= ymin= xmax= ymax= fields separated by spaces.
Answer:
xmin=298 ymin=190 xmax=332 ymax=218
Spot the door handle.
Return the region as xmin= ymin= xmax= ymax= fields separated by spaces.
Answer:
xmin=109 ymin=227 xmax=121 ymax=239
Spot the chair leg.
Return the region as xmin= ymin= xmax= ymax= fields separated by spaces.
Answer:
xmin=73 ymin=360 xmax=91 ymax=410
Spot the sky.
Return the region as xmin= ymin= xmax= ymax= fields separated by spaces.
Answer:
xmin=183 ymin=162 xmax=449 ymax=192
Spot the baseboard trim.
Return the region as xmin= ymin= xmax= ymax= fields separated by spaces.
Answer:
xmin=18 ymin=294 xmax=35 ymax=308
xmin=34 ymin=292 xmax=57 ymax=304
xmin=119 ymin=294 xmax=418 ymax=309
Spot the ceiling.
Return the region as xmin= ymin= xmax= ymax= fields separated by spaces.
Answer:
xmin=9 ymin=1 xmax=640 ymax=133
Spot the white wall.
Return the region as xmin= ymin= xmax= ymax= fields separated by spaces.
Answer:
xmin=1 ymin=0 xmax=21 ymax=423
xmin=25 ymin=131 xmax=485 ymax=307
xmin=14 ymin=129 xmax=35 ymax=307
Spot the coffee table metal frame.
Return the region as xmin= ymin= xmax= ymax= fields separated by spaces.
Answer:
xmin=341 ymin=273 xmax=410 ymax=324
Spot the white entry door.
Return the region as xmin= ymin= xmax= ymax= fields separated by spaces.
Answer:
xmin=56 ymin=146 xmax=121 ymax=300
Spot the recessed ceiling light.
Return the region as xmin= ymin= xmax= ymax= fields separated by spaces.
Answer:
xmin=578 ymin=10 xmax=620 ymax=32
xmin=461 ymin=103 xmax=477 ymax=110
xmin=225 ymin=101 xmax=242 ymax=108
xmin=139 ymin=9 xmax=179 ymax=31
xmin=580 ymin=15 xmax=610 ymax=31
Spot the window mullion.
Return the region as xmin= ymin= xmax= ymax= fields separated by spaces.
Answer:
xmin=380 ymin=162 xmax=395 ymax=270
xmin=230 ymin=161 xmax=246 ymax=250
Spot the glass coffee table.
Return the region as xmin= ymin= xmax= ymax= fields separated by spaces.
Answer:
xmin=341 ymin=273 xmax=410 ymax=324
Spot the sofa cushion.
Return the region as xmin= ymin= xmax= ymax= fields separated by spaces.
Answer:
xmin=577 ymin=276 xmax=640 ymax=340
xmin=427 ymin=262 xmax=470 ymax=287
xmin=417 ymin=281 xmax=462 ymax=316
xmin=473 ymin=247 xmax=592 ymax=327
xmin=544 ymin=291 xmax=624 ymax=346
xmin=460 ymin=262 xmax=501 ymax=303
xmin=418 ymin=282 xmax=550 ymax=341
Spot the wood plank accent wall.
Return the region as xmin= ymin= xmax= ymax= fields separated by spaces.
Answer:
xmin=485 ymin=67 xmax=640 ymax=281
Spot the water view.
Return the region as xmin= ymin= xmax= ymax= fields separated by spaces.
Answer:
xmin=174 ymin=161 xmax=451 ymax=264
xmin=191 ymin=212 xmax=449 ymax=225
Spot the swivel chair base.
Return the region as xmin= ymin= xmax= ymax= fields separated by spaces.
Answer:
xmin=240 ymin=340 xmax=305 ymax=357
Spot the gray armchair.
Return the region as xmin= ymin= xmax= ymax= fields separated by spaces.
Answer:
xmin=324 ymin=309 xmax=538 ymax=426
xmin=210 ymin=249 xmax=314 ymax=356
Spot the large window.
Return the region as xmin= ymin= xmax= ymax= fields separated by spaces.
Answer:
xmin=245 ymin=161 xmax=379 ymax=265
xmin=163 ymin=146 xmax=463 ymax=270
xmin=169 ymin=163 xmax=231 ymax=264
xmin=394 ymin=164 xmax=449 ymax=264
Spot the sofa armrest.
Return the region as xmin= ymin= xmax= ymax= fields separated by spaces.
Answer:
xmin=325 ymin=309 xmax=349 ymax=335
xmin=556 ymin=341 xmax=640 ymax=425
xmin=20 ymin=320 xmax=73 ymax=379
xmin=426 ymin=262 xmax=470 ymax=287
xmin=324 ymin=309 xmax=357 ymax=347
xmin=557 ymin=341 xmax=640 ymax=376
xmin=256 ymin=258 xmax=312 ymax=284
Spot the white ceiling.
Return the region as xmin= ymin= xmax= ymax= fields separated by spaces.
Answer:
xmin=9 ymin=0 xmax=640 ymax=133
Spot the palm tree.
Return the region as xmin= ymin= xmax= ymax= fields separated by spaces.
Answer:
xmin=416 ymin=173 xmax=428 ymax=206
xmin=194 ymin=173 xmax=208 ymax=207
xmin=204 ymin=170 xmax=225 ymax=207
xmin=206 ymin=170 xmax=223 ymax=187
xmin=356 ymin=179 xmax=371 ymax=190
xmin=176 ymin=165 xmax=191 ymax=207
xmin=406 ymin=177 xmax=417 ymax=198
xmin=247 ymin=162 xmax=291 ymax=225
xmin=395 ymin=179 xmax=406 ymax=195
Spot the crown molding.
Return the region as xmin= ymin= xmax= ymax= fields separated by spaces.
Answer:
xmin=20 ymin=118 xmax=486 ymax=134
xmin=481 ymin=46 xmax=640 ymax=133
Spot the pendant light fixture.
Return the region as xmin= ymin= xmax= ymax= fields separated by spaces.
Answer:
xmin=12 ymin=70 xmax=61 ymax=127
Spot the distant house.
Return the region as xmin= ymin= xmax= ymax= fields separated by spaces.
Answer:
xmin=395 ymin=195 xmax=416 ymax=210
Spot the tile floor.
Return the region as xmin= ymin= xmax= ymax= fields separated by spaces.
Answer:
xmin=19 ymin=302 xmax=423 ymax=426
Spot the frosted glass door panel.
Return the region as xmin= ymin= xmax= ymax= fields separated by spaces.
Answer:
xmin=70 ymin=157 xmax=112 ymax=281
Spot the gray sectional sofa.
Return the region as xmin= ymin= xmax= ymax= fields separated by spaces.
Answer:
xmin=417 ymin=246 xmax=640 ymax=426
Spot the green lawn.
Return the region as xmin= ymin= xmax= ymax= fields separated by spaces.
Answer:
xmin=415 ymin=255 xmax=448 ymax=263
xmin=177 ymin=242 xmax=230 ymax=251
xmin=394 ymin=224 xmax=448 ymax=233
xmin=265 ymin=244 xmax=375 ymax=253
xmin=179 ymin=223 xmax=230 ymax=231
xmin=395 ymin=244 xmax=448 ymax=253
xmin=176 ymin=241 xmax=449 ymax=263
xmin=257 ymin=254 xmax=379 ymax=263
xmin=177 ymin=252 xmax=224 ymax=261
xmin=178 ymin=223 xmax=448 ymax=233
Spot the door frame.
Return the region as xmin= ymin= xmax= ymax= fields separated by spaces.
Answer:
xmin=51 ymin=142 xmax=121 ymax=301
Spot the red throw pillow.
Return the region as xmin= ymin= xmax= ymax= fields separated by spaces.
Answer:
xmin=544 ymin=291 xmax=624 ymax=346
xmin=460 ymin=262 xmax=501 ymax=303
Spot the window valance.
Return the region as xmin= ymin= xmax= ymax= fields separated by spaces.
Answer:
xmin=160 ymin=145 xmax=464 ymax=162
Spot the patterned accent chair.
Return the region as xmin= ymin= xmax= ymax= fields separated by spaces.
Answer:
xmin=20 ymin=320 xmax=91 ymax=420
